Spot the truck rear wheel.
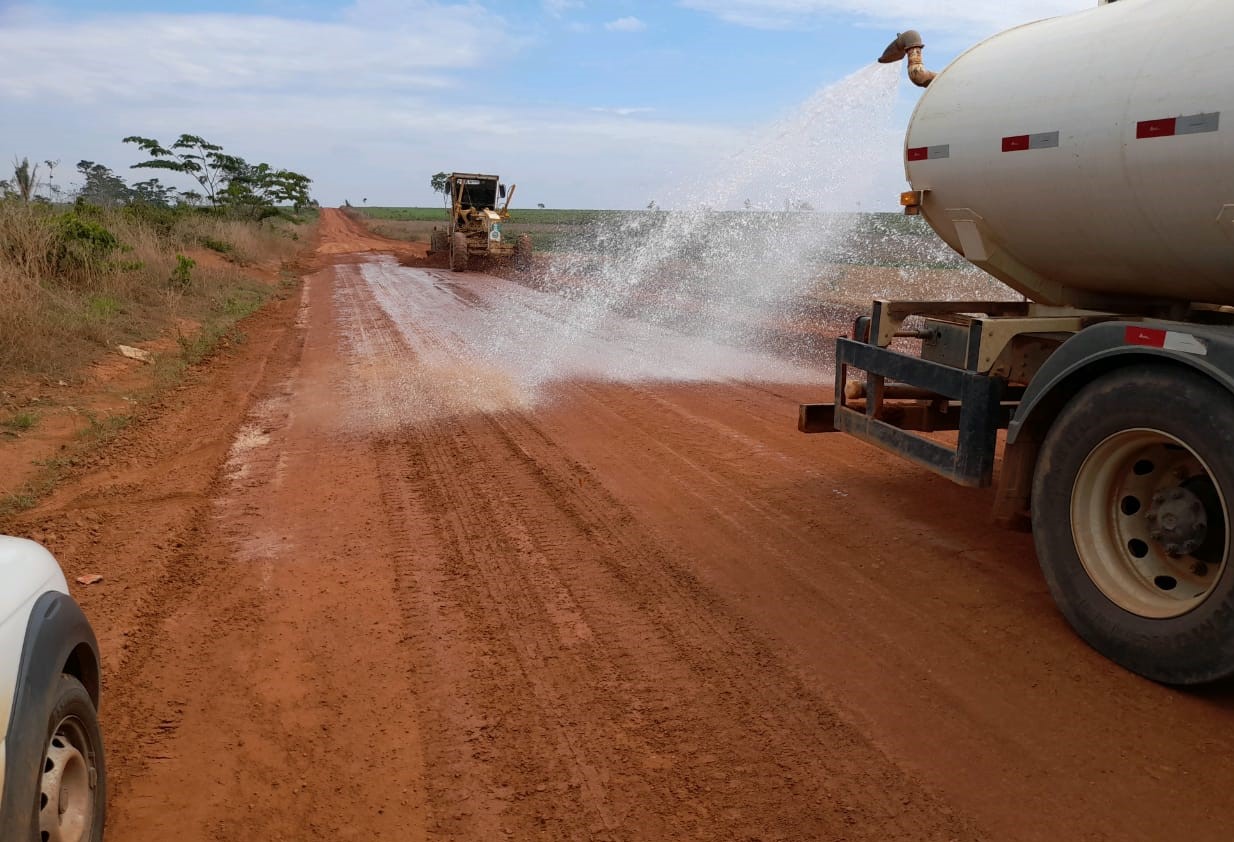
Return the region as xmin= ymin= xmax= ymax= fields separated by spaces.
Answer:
xmin=1032 ymin=365 xmax=1234 ymax=684
xmin=450 ymin=232 xmax=468 ymax=272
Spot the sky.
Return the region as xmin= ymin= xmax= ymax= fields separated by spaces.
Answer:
xmin=0 ymin=0 xmax=1096 ymax=210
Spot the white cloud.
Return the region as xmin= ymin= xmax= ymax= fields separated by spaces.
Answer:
xmin=679 ymin=0 xmax=1094 ymax=35
xmin=0 ymin=1 xmax=513 ymax=101
xmin=605 ymin=16 xmax=648 ymax=32
xmin=589 ymin=106 xmax=656 ymax=116
xmin=543 ymin=0 xmax=583 ymax=14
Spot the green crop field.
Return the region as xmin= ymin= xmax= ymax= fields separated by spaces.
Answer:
xmin=353 ymin=207 xmax=621 ymax=253
xmin=351 ymin=207 xmax=966 ymax=268
xmin=360 ymin=207 xmax=619 ymax=225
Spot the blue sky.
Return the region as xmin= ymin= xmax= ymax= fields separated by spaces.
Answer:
xmin=0 ymin=0 xmax=1094 ymax=209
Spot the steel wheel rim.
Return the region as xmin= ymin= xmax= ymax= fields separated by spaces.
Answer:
xmin=39 ymin=716 xmax=95 ymax=842
xmin=1072 ymin=428 xmax=1229 ymax=618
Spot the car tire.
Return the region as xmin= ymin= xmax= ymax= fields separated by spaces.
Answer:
xmin=38 ymin=674 xmax=106 ymax=842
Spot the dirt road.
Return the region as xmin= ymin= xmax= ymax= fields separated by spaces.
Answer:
xmin=17 ymin=210 xmax=1234 ymax=841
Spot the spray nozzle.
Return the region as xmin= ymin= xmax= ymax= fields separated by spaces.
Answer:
xmin=878 ymin=30 xmax=935 ymax=87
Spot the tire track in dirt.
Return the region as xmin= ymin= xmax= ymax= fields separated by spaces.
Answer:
xmin=66 ymin=260 xmax=431 ymax=841
xmin=351 ymin=252 xmax=1234 ymax=842
xmin=341 ymin=260 xmax=982 ymax=839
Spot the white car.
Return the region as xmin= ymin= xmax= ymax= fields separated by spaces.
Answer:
xmin=0 ymin=537 xmax=104 ymax=841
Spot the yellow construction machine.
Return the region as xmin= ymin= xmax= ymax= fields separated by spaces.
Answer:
xmin=430 ymin=173 xmax=532 ymax=272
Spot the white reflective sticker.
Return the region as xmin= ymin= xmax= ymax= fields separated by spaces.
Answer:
xmin=1163 ymin=331 xmax=1208 ymax=356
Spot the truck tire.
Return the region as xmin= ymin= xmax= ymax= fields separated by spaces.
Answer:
xmin=430 ymin=229 xmax=448 ymax=254
xmin=1032 ymin=364 xmax=1234 ymax=684
xmin=39 ymin=674 xmax=106 ymax=842
xmin=450 ymin=232 xmax=468 ymax=272
xmin=514 ymin=234 xmax=533 ymax=270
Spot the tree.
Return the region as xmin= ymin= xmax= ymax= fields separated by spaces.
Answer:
xmin=44 ymin=159 xmax=63 ymax=203
xmin=431 ymin=172 xmax=450 ymax=206
xmin=123 ymin=134 xmax=231 ymax=205
xmin=646 ymin=200 xmax=658 ymax=212
xmin=124 ymin=134 xmax=313 ymax=216
xmin=266 ymin=168 xmax=313 ymax=213
xmin=215 ymin=158 xmax=312 ymax=219
xmin=75 ymin=161 xmax=132 ymax=207
xmin=12 ymin=157 xmax=40 ymax=203
xmin=130 ymin=178 xmax=176 ymax=207
xmin=537 ymin=202 xmax=545 ymax=209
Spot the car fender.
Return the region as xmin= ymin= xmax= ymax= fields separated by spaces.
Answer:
xmin=0 ymin=539 xmax=98 ymax=837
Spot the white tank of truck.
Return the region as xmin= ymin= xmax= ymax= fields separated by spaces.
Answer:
xmin=899 ymin=0 xmax=1234 ymax=309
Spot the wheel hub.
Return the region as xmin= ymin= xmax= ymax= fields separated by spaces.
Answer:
xmin=40 ymin=726 xmax=93 ymax=842
xmin=1147 ymin=486 xmax=1208 ymax=556
xmin=1071 ymin=428 xmax=1229 ymax=618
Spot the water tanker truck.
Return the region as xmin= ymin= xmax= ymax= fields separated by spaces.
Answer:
xmin=800 ymin=0 xmax=1234 ymax=684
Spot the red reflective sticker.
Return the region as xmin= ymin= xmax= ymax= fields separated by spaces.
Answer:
xmin=1136 ymin=118 xmax=1177 ymax=139
xmin=1002 ymin=135 xmax=1030 ymax=152
xmin=1125 ymin=326 xmax=1166 ymax=347
xmin=906 ymin=147 xmax=929 ymax=161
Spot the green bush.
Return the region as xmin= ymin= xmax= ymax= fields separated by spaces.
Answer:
xmin=55 ymin=212 xmax=122 ymax=275
xmin=170 ymin=254 xmax=195 ymax=288
xmin=120 ymin=202 xmax=189 ymax=237
xmin=201 ymin=236 xmax=233 ymax=255
xmin=85 ymin=295 xmax=120 ymax=320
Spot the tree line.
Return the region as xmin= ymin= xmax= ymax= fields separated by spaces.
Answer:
xmin=1 ymin=134 xmax=314 ymax=219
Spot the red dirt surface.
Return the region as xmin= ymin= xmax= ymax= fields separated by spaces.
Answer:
xmin=11 ymin=209 xmax=1234 ymax=841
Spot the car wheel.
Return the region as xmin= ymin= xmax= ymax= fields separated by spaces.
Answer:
xmin=39 ymin=674 xmax=105 ymax=842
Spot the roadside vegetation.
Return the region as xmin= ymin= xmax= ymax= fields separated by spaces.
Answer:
xmin=0 ymin=137 xmax=316 ymax=517
xmin=0 ymin=137 xmax=316 ymax=377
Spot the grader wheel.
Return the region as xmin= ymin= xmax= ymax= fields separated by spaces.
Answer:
xmin=514 ymin=234 xmax=533 ymax=271
xmin=450 ymin=232 xmax=469 ymax=272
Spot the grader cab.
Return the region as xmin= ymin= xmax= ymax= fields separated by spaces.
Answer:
xmin=431 ymin=173 xmax=532 ymax=272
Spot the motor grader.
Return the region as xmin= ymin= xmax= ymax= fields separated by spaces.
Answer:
xmin=430 ymin=173 xmax=532 ymax=272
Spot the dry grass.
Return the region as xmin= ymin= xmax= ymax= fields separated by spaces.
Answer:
xmin=0 ymin=200 xmax=314 ymax=376
xmin=176 ymin=215 xmax=308 ymax=265
xmin=362 ymin=218 xmax=437 ymax=244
